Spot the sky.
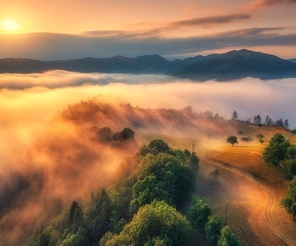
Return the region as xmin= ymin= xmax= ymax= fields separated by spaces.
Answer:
xmin=0 ymin=0 xmax=296 ymax=60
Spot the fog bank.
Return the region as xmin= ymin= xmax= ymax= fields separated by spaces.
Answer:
xmin=0 ymin=72 xmax=295 ymax=245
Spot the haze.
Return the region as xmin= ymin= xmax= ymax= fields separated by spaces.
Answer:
xmin=0 ymin=72 xmax=295 ymax=244
xmin=0 ymin=72 xmax=295 ymax=128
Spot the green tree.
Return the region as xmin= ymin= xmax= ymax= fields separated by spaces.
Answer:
xmin=187 ymin=196 xmax=212 ymax=230
xmin=256 ymin=133 xmax=265 ymax=144
xmin=285 ymin=146 xmax=296 ymax=159
xmin=61 ymin=227 xmax=89 ymax=246
xmin=130 ymin=175 xmax=171 ymax=213
xmin=232 ymin=111 xmax=238 ymax=120
xmin=98 ymin=127 xmax=113 ymax=142
xmin=113 ymin=127 xmax=135 ymax=141
xmin=133 ymin=153 xmax=195 ymax=210
xmin=253 ymin=115 xmax=262 ymax=125
xmin=27 ymin=226 xmax=60 ymax=246
xmin=281 ymin=176 xmax=296 ymax=220
xmin=99 ymin=232 xmax=114 ymax=246
xmin=240 ymin=136 xmax=253 ymax=144
xmin=85 ymin=189 xmax=112 ymax=243
xmin=285 ymin=159 xmax=296 ymax=177
xmin=262 ymin=133 xmax=290 ymax=165
xmin=105 ymin=201 xmax=192 ymax=246
xmin=205 ymin=215 xmax=222 ymax=246
xmin=218 ymin=225 xmax=240 ymax=246
xmin=226 ymin=136 xmax=238 ymax=146
xmin=147 ymin=139 xmax=171 ymax=155
xmin=59 ymin=201 xmax=84 ymax=234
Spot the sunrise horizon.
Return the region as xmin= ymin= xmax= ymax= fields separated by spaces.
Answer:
xmin=1 ymin=0 xmax=296 ymax=60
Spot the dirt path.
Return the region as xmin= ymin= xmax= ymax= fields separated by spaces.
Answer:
xmin=196 ymin=158 xmax=296 ymax=246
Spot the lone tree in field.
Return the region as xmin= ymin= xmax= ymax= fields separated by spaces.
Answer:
xmin=256 ymin=133 xmax=265 ymax=144
xmin=240 ymin=136 xmax=253 ymax=144
xmin=226 ymin=136 xmax=238 ymax=146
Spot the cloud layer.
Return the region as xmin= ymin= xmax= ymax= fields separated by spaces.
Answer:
xmin=0 ymin=72 xmax=295 ymax=127
xmin=1 ymin=26 xmax=295 ymax=60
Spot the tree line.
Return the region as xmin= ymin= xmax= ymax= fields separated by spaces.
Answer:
xmin=232 ymin=111 xmax=289 ymax=129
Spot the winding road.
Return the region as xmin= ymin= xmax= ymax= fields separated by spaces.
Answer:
xmin=196 ymin=158 xmax=296 ymax=246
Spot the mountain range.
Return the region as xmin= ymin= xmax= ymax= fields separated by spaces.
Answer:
xmin=1 ymin=49 xmax=296 ymax=81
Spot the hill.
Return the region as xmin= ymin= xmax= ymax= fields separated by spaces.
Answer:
xmin=172 ymin=49 xmax=296 ymax=80
xmin=1 ymin=49 xmax=296 ymax=80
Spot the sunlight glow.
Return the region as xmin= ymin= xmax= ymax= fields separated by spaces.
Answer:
xmin=1 ymin=19 xmax=19 ymax=32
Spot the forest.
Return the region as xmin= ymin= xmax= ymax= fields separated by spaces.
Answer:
xmin=26 ymin=139 xmax=239 ymax=246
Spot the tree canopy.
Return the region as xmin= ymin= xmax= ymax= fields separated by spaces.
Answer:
xmin=104 ymin=201 xmax=193 ymax=246
xmin=262 ymin=133 xmax=290 ymax=165
xmin=281 ymin=176 xmax=296 ymax=220
xmin=218 ymin=226 xmax=240 ymax=246
xmin=226 ymin=136 xmax=238 ymax=146
xmin=187 ymin=196 xmax=212 ymax=230
xmin=205 ymin=215 xmax=222 ymax=246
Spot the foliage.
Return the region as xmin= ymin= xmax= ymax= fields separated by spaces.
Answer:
xmin=232 ymin=111 xmax=238 ymax=120
xmin=285 ymin=159 xmax=296 ymax=178
xmin=262 ymin=133 xmax=290 ymax=165
xmin=131 ymin=175 xmax=172 ymax=212
xmin=218 ymin=225 xmax=240 ymax=246
xmin=104 ymin=201 xmax=192 ymax=246
xmin=98 ymin=127 xmax=113 ymax=142
xmin=205 ymin=215 xmax=222 ymax=246
xmin=226 ymin=136 xmax=238 ymax=146
xmin=281 ymin=177 xmax=296 ymax=220
xmin=131 ymin=152 xmax=195 ymax=212
xmin=147 ymin=139 xmax=171 ymax=155
xmin=97 ymin=126 xmax=135 ymax=143
xmin=27 ymin=226 xmax=60 ymax=246
xmin=256 ymin=133 xmax=265 ymax=145
xmin=99 ymin=232 xmax=114 ymax=246
xmin=60 ymin=227 xmax=89 ymax=246
xmin=113 ymin=127 xmax=135 ymax=141
xmin=187 ymin=196 xmax=212 ymax=230
xmin=57 ymin=201 xmax=85 ymax=235
xmin=285 ymin=146 xmax=296 ymax=159
xmin=253 ymin=115 xmax=262 ymax=125
xmin=240 ymin=136 xmax=253 ymax=143
xmin=85 ymin=189 xmax=112 ymax=243
xmin=256 ymin=133 xmax=264 ymax=139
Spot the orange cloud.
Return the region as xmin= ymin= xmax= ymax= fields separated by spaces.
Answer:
xmin=183 ymin=6 xmax=200 ymax=12
xmin=248 ymin=0 xmax=296 ymax=10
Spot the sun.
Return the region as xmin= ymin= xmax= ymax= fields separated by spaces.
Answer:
xmin=1 ymin=19 xmax=19 ymax=32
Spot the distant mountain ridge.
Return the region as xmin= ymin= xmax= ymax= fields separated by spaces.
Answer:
xmin=1 ymin=49 xmax=296 ymax=80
